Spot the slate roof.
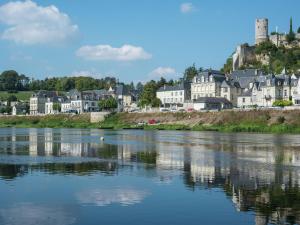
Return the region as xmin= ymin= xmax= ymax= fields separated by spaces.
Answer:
xmin=194 ymin=70 xmax=226 ymax=83
xmin=231 ymin=69 xmax=260 ymax=77
xmin=157 ymin=82 xmax=187 ymax=92
xmin=32 ymin=90 xmax=57 ymax=98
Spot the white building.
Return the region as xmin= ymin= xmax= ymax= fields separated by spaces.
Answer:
xmin=30 ymin=91 xmax=57 ymax=115
xmin=156 ymin=82 xmax=191 ymax=108
xmin=191 ymin=70 xmax=226 ymax=100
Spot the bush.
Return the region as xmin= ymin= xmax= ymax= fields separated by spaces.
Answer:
xmin=272 ymin=100 xmax=293 ymax=107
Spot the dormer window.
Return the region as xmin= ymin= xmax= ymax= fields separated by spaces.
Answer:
xmin=278 ymin=81 xmax=281 ymax=86
xmin=201 ymin=76 xmax=204 ymax=82
xmin=267 ymin=80 xmax=271 ymax=86
xmin=209 ymin=76 xmax=213 ymax=82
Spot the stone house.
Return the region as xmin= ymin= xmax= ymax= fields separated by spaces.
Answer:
xmin=30 ymin=91 xmax=57 ymax=115
xmin=156 ymin=82 xmax=191 ymax=108
xmin=45 ymin=96 xmax=66 ymax=114
xmin=220 ymin=79 xmax=242 ymax=107
xmin=66 ymin=89 xmax=99 ymax=114
xmin=237 ymin=70 xmax=300 ymax=108
xmin=191 ymin=70 xmax=226 ymax=100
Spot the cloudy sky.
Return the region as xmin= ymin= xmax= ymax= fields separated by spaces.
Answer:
xmin=0 ymin=0 xmax=299 ymax=82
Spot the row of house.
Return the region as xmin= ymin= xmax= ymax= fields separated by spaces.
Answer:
xmin=29 ymin=85 xmax=135 ymax=115
xmin=156 ymin=69 xmax=300 ymax=110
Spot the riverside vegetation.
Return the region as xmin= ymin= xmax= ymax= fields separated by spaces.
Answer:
xmin=1 ymin=110 xmax=300 ymax=133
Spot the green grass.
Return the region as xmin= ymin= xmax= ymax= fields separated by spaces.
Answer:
xmin=0 ymin=114 xmax=95 ymax=128
xmin=192 ymin=123 xmax=300 ymax=134
xmin=1 ymin=112 xmax=300 ymax=134
xmin=0 ymin=91 xmax=34 ymax=101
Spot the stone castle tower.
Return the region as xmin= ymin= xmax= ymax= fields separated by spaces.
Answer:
xmin=255 ymin=18 xmax=269 ymax=44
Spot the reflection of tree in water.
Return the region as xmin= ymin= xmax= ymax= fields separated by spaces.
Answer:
xmin=0 ymin=164 xmax=28 ymax=180
xmin=0 ymin=162 xmax=118 ymax=180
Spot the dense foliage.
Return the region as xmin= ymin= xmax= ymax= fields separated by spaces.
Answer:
xmin=0 ymin=70 xmax=118 ymax=92
xmin=138 ymin=80 xmax=161 ymax=107
xmin=183 ymin=64 xmax=200 ymax=81
xmin=98 ymin=97 xmax=118 ymax=111
xmin=272 ymin=100 xmax=293 ymax=107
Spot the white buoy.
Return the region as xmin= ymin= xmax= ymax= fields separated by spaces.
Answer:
xmin=100 ymin=136 xmax=105 ymax=141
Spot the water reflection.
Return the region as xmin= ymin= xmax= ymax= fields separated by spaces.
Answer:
xmin=0 ymin=203 xmax=76 ymax=225
xmin=1 ymin=128 xmax=300 ymax=224
xmin=76 ymin=188 xmax=150 ymax=207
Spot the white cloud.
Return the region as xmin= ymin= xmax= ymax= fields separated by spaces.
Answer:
xmin=149 ymin=67 xmax=176 ymax=79
xmin=76 ymin=44 xmax=152 ymax=61
xmin=71 ymin=70 xmax=101 ymax=77
xmin=180 ymin=3 xmax=196 ymax=13
xmin=0 ymin=0 xmax=78 ymax=45
xmin=76 ymin=188 xmax=149 ymax=207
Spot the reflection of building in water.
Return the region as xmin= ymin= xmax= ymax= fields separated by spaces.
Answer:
xmin=156 ymin=146 xmax=184 ymax=170
xmin=44 ymin=128 xmax=54 ymax=156
xmin=29 ymin=128 xmax=39 ymax=156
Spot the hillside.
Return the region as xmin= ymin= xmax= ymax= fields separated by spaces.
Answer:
xmin=222 ymin=42 xmax=300 ymax=74
xmin=0 ymin=91 xmax=34 ymax=101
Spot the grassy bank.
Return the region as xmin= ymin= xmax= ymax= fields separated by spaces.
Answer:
xmin=98 ymin=110 xmax=300 ymax=134
xmin=0 ymin=114 xmax=94 ymax=128
xmin=1 ymin=110 xmax=300 ymax=134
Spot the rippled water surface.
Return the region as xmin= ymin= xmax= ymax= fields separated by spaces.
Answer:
xmin=1 ymin=128 xmax=300 ymax=225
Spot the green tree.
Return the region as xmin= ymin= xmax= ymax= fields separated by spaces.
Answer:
xmin=298 ymin=27 xmax=300 ymax=34
xmin=0 ymin=70 xmax=19 ymax=91
xmin=287 ymin=17 xmax=295 ymax=43
xmin=98 ymin=97 xmax=118 ymax=111
xmin=157 ymin=77 xmax=167 ymax=88
xmin=221 ymin=57 xmax=233 ymax=73
xmin=53 ymin=103 xmax=61 ymax=112
xmin=7 ymin=95 xmax=18 ymax=103
xmin=138 ymin=80 xmax=161 ymax=107
xmin=183 ymin=64 xmax=198 ymax=81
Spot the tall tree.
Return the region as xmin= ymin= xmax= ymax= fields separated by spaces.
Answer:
xmin=287 ymin=17 xmax=295 ymax=43
xmin=138 ymin=80 xmax=161 ymax=107
xmin=183 ymin=64 xmax=198 ymax=81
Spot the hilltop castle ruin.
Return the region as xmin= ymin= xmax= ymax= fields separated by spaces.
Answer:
xmin=232 ymin=18 xmax=300 ymax=71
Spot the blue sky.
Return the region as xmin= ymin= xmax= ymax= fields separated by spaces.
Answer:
xmin=0 ymin=0 xmax=299 ymax=83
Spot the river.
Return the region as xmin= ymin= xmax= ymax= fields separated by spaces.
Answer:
xmin=1 ymin=128 xmax=300 ymax=225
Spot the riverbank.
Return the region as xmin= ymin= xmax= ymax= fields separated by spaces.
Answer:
xmin=1 ymin=110 xmax=300 ymax=133
xmin=99 ymin=110 xmax=300 ymax=133
xmin=0 ymin=114 xmax=94 ymax=128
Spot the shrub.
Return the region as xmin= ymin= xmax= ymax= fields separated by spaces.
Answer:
xmin=272 ymin=100 xmax=293 ymax=107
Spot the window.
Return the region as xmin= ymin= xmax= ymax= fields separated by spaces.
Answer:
xmin=180 ymin=91 xmax=183 ymax=96
xmin=242 ymin=98 xmax=245 ymax=103
xmin=284 ymin=90 xmax=287 ymax=97
xmin=223 ymin=87 xmax=228 ymax=93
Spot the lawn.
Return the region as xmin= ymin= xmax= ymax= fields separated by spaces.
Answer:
xmin=0 ymin=91 xmax=34 ymax=101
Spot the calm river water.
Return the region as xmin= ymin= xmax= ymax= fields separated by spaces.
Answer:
xmin=1 ymin=128 xmax=300 ymax=225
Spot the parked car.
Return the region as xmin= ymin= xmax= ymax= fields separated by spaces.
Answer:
xmin=148 ymin=119 xmax=157 ymax=125
xmin=160 ymin=108 xmax=170 ymax=112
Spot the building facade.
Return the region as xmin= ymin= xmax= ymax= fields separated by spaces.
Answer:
xmin=156 ymin=82 xmax=191 ymax=108
xmin=191 ymin=70 xmax=226 ymax=100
